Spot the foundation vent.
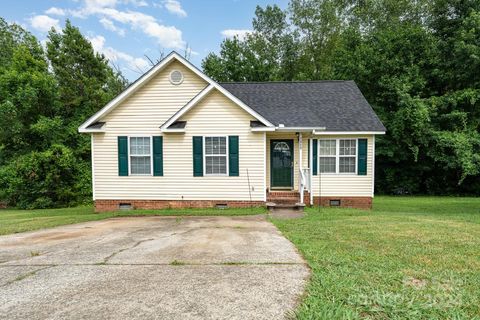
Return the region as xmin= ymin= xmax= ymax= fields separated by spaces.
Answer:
xmin=119 ymin=203 xmax=133 ymax=210
xmin=329 ymin=199 xmax=341 ymax=207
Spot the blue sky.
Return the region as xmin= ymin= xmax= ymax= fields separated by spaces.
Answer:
xmin=2 ymin=0 xmax=288 ymax=81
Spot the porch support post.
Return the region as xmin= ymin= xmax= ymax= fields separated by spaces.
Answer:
xmin=309 ymin=137 xmax=314 ymax=206
xmin=298 ymin=133 xmax=304 ymax=204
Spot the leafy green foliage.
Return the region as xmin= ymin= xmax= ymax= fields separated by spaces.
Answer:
xmin=0 ymin=144 xmax=88 ymax=209
xmin=0 ymin=18 xmax=126 ymax=208
xmin=203 ymin=0 xmax=480 ymax=195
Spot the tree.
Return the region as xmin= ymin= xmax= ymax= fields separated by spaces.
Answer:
xmin=47 ymin=20 xmax=127 ymax=149
xmin=0 ymin=19 xmax=128 ymax=208
xmin=0 ymin=36 xmax=58 ymax=163
xmin=202 ymin=5 xmax=299 ymax=82
xmin=203 ymin=0 xmax=480 ymax=195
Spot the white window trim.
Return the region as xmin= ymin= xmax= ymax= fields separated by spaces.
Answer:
xmin=318 ymin=138 xmax=358 ymax=175
xmin=128 ymin=135 xmax=153 ymax=176
xmin=203 ymin=136 xmax=229 ymax=176
xmin=318 ymin=139 xmax=336 ymax=174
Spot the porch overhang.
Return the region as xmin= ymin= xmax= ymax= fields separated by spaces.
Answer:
xmin=251 ymin=126 xmax=326 ymax=133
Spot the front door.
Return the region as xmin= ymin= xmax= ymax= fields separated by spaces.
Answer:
xmin=270 ymin=139 xmax=294 ymax=189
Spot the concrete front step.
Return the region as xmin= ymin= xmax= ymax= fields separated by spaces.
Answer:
xmin=267 ymin=199 xmax=300 ymax=205
xmin=266 ymin=202 xmax=306 ymax=212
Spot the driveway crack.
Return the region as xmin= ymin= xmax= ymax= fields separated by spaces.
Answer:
xmin=101 ymin=238 xmax=154 ymax=264
xmin=0 ymin=265 xmax=54 ymax=288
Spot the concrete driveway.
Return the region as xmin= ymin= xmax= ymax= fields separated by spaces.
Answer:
xmin=0 ymin=215 xmax=309 ymax=320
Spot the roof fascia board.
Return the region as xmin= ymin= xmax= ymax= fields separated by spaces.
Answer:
xmin=78 ymin=128 xmax=105 ymax=133
xmin=313 ymin=130 xmax=386 ymax=135
xmin=275 ymin=127 xmax=326 ymax=132
xmin=161 ymin=129 xmax=186 ymax=133
xmin=79 ymin=52 xmax=179 ymax=131
xmin=251 ymin=127 xmax=276 ymax=132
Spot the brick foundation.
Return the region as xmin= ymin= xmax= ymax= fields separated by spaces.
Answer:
xmin=94 ymin=199 xmax=265 ymax=212
xmin=95 ymin=195 xmax=371 ymax=212
xmin=313 ymin=196 xmax=372 ymax=209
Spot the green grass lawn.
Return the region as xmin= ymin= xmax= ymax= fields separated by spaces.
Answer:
xmin=271 ymin=196 xmax=480 ymax=320
xmin=1 ymin=197 xmax=479 ymax=319
xmin=0 ymin=206 xmax=266 ymax=235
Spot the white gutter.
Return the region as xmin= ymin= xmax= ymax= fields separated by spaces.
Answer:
xmin=277 ymin=127 xmax=326 ymax=132
xmin=78 ymin=128 xmax=105 ymax=133
xmin=160 ymin=128 xmax=186 ymax=133
xmin=251 ymin=127 xmax=276 ymax=132
xmin=313 ymin=130 xmax=386 ymax=135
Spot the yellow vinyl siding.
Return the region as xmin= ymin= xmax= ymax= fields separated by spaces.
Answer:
xmin=310 ymin=135 xmax=374 ymax=197
xmin=93 ymin=70 xmax=265 ymax=201
xmin=102 ymin=61 xmax=208 ymax=131
xmin=90 ymin=58 xmax=374 ymax=201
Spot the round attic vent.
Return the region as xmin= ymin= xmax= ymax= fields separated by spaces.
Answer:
xmin=169 ymin=70 xmax=184 ymax=85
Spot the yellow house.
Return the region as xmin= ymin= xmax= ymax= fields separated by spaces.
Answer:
xmin=79 ymin=52 xmax=385 ymax=212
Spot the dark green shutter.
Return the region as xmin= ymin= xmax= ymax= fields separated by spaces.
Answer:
xmin=193 ymin=136 xmax=203 ymax=176
xmin=358 ymin=139 xmax=367 ymax=175
xmin=118 ymin=136 xmax=128 ymax=176
xmin=228 ymin=136 xmax=239 ymax=176
xmin=153 ymin=136 xmax=163 ymax=176
xmin=308 ymin=139 xmax=310 ymax=168
xmin=312 ymin=139 xmax=318 ymax=175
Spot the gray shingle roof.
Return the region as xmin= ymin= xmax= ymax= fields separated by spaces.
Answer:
xmin=167 ymin=121 xmax=187 ymax=129
xmin=219 ymin=81 xmax=385 ymax=132
xmin=86 ymin=122 xmax=105 ymax=129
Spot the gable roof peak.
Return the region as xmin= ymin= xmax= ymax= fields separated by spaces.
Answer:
xmin=79 ymin=51 xmax=273 ymax=133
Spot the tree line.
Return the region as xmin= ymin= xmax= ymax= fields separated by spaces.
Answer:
xmin=0 ymin=19 xmax=127 ymax=208
xmin=1 ymin=0 xmax=479 ymax=209
xmin=203 ymin=0 xmax=480 ymax=195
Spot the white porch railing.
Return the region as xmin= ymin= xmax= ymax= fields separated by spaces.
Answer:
xmin=299 ymin=168 xmax=310 ymax=204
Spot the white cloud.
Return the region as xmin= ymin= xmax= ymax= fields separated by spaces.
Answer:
xmin=30 ymin=15 xmax=60 ymax=33
xmin=163 ymin=0 xmax=187 ymax=18
xmin=221 ymin=29 xmax=251 ymax=41
xmin=45 ymin=7 xmax=66 ymax=16
xmin=85 ymin=0 xmax=118 ymax=10
xmin=99 ymin=17 xmax=126 ymax=36
xmin=124 ymin=0 xmax=148 ymax=6
xmin=98 ymin=8 xmax=184 ymax=48
xmin=70 ymin=1 xmax=186 ymax=49
xmin=88 ymin=35 xmax=150 ymax=72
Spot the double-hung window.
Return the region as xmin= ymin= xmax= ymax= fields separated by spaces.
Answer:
xmin=318 ymin=139 xmax=357 ymax=174
xmin=319 ymin=140 xmax=336 ymax=173
xmin=339 ymin=139 xmax=356 ymax=173
xmin=130 ymin=137 xmax=151 ymax=175
xmin=204 ymin=136 xmax=227 ymax=175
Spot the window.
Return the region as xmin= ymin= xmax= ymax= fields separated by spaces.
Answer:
xmin=318 ymin=139 xmax=357 ymax=174
xmin=205 ymin=136 xmax=227 ymax=175
xmin=130 ymin=137 xmax=151 ymax=175
xmin=319 ymin=140 xmax=336 ymax=173
xmin=339 ymin=139 xmax=356 ymax=173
